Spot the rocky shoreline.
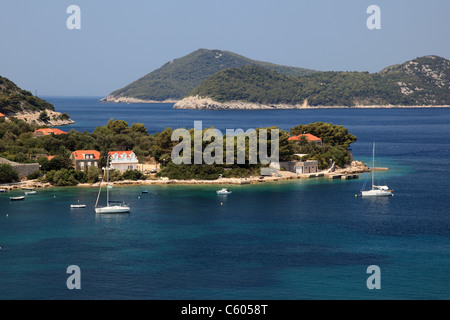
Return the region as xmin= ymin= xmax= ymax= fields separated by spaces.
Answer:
xmin=1 ymin=162 xmax=370 ymax=190
xmin=174 ymin=95 xmax=450 ymax=110
xmin=11 ymin=110 xmax=75 ymax=126
xmin=100 ymin=95 xmax=178 ymax=104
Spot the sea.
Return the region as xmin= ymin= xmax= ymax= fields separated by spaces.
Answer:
xmin=0 ymin=96 xmax=449 ymax=300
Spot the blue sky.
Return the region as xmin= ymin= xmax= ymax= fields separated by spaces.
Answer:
xmin=0 ymin=0 xmax=449 ymax=96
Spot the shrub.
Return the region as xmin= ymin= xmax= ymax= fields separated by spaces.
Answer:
xmin=0 ymin=164 xmax=19 ymax=183
xmin=122 ymin=169 xmax=146 ymax=181
xmin=27 ymin=170 xmax=42 ymax=180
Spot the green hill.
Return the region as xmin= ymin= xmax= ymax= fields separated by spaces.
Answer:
xmin=182 ymin=55 xmax=450 ymax=107
xmin=0 ymin=76 xmax=55 ymax=115
xmin=107 ymin=49 xmax=317 ymax=102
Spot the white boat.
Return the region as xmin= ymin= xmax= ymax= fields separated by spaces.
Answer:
xmin=361 ymin=143 xmax=394 ymax=197
xmin=10 ymin=196 xmax=25 ymax=201
xmin=95 ymin=156 xmax=130 ymax=214
xmin=22 ymin=187 xmax=35 ymax=191
xmin=216 ymin=188 xmax=232 ymax=195
xmin=71 ymin=201 xmax=86 ymax=209
xmin=25 ymin=191 xmax=37 ymax=195
xmin=0 ymin=189 xmax=7 ymax=193
xmin=71 ymin=204 xmax=87 ymax=209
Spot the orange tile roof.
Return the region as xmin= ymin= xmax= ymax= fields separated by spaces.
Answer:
xmin=108 ymin=151 xmax=135 ymax=158
xmin=72 ymin=150 xmax=101 ymax=160
xmin=35 ymin=128 xmax=67 ymax=135
xmin=288 ymin=133 xmax=322 ymax=141
xmin=0 ymin=112 xmax=5 ymax=117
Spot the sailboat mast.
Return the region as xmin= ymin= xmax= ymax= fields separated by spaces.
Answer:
xmin=372 ymin=142 xmax=375 ymax=188
xmin=106 ymin=155 xmax=110 ymax=206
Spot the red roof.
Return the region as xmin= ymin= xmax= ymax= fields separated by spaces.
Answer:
xmin=0 ymin=112 xmax=5 ymax=117
xmin=35 ymin=128 xmax=67 ymax=135
xmin=108 ymin=151 xmax=135 ymax=158
xmin=288 ymin=133 xmax=322 ymax=142
xmin=72 ymin=150 xmax=101 ymax=160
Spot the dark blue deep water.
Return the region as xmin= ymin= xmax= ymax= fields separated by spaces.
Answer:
xmin=1 ymin=97 xmax=449 ymax=300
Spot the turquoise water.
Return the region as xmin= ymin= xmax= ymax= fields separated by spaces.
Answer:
xmin=1 ymin=98 xmax=450 ymax=299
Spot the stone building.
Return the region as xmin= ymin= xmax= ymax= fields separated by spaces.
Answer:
xmin=71 ymin=150 xmax=101 ymax=171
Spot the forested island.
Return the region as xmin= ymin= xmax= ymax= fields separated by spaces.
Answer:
xmin=176 ymin=55 xmax=450 ymax=109
xmin=105 ymin=49 xmax=449 ymax=108
xmin=0 ymin=117 xmax=357 ymax=186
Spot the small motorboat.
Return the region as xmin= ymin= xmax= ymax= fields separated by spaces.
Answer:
xmin=141 ymin=190 xmax=149 ymax=194
xmin=25 ymin=191 xmax=37 ymax=195
xmin=216 ymin=188 xmax=232 ymax=195
xmin=10 ymin=196 xmax=25 ymax=201
xmin=71 ymin=200 xmax=86 ymax=208
xmin=0 ymin=189 xmax=7 ymax=193
xmin=22 ymin=187 xmax=35 ymax=191
xmin=71 ymin=204 xmax=87 ymax=209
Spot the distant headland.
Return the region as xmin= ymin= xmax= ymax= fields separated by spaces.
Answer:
xmin=104 ymin=49 xmax=450 ymax=109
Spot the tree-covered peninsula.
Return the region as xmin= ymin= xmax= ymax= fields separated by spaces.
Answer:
xmin=0 ymin=118 xmax=357 ymax=184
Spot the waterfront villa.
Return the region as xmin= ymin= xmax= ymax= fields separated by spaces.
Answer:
xmin=276 ymin=160 xmax=319 ymax=174
xmin=71 ymin=150 xmax=101 ymax=171
xmin=34 ymin=128 xmax=67 ymax=137
xmin=288 ymin=133 xmax=322 ymax=146
xmin=108 ymin=151 xmax=139 ymax=172
xmin=0 ymin=112 xmax=6 ymax=121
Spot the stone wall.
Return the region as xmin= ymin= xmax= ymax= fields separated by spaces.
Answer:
xmin=12 ymin=163 xmax=40 ymax=178
xmin=0 ymin=157 xmax=40 ymax=178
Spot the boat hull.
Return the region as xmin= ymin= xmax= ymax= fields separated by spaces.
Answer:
xmin=10 ymin=196 xmax=25 ymax=201
xmin=361 ymin=190 xmax=393 ymax=197
xmin=95 ymin=206 xmax=130 ymax=214
xmin=71 ymin=205 xmax=87 ymax=209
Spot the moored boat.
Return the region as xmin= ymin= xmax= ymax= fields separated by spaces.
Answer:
xmin=10 ymin=196 xmax=25 ymax=201
xmin=95 ymin=155 xmax=131 ymax=214
xmin=217 ymin=188 xmax=232 ymax=195
xmin=361 ymin=143 xmax=394 ymax=197
xmin=71 ymin=204 xmax=87 ymax=209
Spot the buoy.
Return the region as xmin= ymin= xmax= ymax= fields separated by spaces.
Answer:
xmin=221 ymin=202 xmax=223 ymax=206
xmin=355 ymin=194 xmax=358 ymax=197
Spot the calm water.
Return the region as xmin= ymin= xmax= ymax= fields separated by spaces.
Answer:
xmin=0 ymin=97 xmax=449 ymax=300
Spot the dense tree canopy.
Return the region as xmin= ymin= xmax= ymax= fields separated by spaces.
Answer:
xmin=0 ymin=118 xmax=357 ymax=183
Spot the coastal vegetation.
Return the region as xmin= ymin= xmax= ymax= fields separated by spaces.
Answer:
xmin=290 ymin=122 xmax=357 ymax=169
xmin=0 ymin=164 xmax=19 ymax=183
xmin=0 ymin=117 xmax=357 ymax=185
xmin=181 ymin=55 xmax=450 ymax=107
xmin=0 ymin=76 xmax=55 ymax=115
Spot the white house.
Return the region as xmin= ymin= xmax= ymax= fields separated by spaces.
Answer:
xmin=108 ymin=151 xmax=139 ymax=172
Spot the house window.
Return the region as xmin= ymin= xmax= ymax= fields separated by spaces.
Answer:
xmin=80 ymin=162 xmax=85 ymax=168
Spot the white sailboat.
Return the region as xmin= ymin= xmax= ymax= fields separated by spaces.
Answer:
xmin=95 ymin=156 xmax=130 ymax=214
xmin=361 ymin=142 xmax=394 ymax=197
